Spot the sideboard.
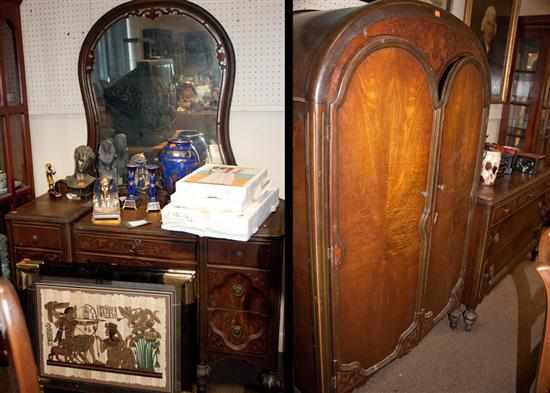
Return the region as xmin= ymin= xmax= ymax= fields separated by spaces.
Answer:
xmin=463 ymin=170 xmax=550 ymax=325
xmin=5 ymin=194 xmax=285 ymax=392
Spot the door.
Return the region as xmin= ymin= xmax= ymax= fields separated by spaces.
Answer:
xmin=331 ymin=46 xmax=435 ymax=373
xmin=422 ymin=60 xmax=485 ymax=326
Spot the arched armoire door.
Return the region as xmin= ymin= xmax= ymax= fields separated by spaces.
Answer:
xmin=331 ymin=45 xmax=435 ymax=374
xmin=422 ymin=60 xmax=485 ymax=328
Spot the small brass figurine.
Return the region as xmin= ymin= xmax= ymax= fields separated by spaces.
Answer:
xmin=64 ymin=145 xmax=96 ymax=198
xmin=92 ymin=176 xmax=121 ymax=224
xmin=45 ymin=163 xmax=62 ymax=198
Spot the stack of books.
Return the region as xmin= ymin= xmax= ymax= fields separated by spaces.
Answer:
xmin=161 ymin=164 xmax=279 ymax=241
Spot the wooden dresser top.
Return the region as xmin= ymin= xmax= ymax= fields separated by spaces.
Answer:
xmin=6 ymin=193 xmax=285 ymax=239
xmin=477 ymin=170 xmax=550 ymax=206
xmin=5 ymin=194 xmax=92 ymax=224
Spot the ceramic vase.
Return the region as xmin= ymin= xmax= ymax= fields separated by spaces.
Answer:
xmin=176 ymin=129 xmax=209 ymax=164
xmin=481 ymin=150 xmax=502 ymax=186
xmin=159 ymin=138 xmax=201 ymax=194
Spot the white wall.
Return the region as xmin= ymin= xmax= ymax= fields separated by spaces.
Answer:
xmin=21 ymin=0 xmax=285 ymax=198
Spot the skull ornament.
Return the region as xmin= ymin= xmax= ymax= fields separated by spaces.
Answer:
xmin=481 ymin=150 xmax=501 ymax=186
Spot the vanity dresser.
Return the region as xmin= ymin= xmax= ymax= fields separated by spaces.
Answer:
xmin=6 ymin=1 xmax=285 ymax=392
xmin=293 ymin=2 xmax=490 ymax=392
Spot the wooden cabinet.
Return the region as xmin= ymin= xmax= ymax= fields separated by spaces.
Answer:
xmin=463 ymin=171 xmax=550 ymax=311
xmin=293 ymin=3 xmax=490 ymax=393
xmin=5 ymin=195 xmax=285 ymax=391
xmin=500 ymin=16 xmax=550 ymax=162
xmin=0 ymin=0 xmax=35 ymax=233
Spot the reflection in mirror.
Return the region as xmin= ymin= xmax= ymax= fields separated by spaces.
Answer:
xmin=91 ymin=14 xmax=223 ymax=160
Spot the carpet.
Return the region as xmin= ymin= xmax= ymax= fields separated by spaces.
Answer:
xmin=357 ymin=260 xmax=545 ymax=393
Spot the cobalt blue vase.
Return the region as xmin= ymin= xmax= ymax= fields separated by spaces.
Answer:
xmin=176 ymin=129 xmax=209 ymax=164
xmin=159 ymin=138 xmax=201 ymax=194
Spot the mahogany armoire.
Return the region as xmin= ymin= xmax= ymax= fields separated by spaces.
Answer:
xmin=293 ymin=2 xmax=490 ymax=393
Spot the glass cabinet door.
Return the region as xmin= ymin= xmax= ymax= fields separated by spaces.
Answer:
xmin=504 ymin=36 xmax=541 ymax=149
xmin=0 ymin=20 xmax=21 ymax=106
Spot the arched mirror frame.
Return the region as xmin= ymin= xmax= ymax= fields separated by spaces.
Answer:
xmin=78 ymin=0 xmax=236 ymax=165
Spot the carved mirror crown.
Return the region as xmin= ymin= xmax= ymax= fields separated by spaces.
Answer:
xmin=79 ymin=0 xmax=236 ymax=164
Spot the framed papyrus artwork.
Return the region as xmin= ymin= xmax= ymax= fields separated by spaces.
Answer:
xmin=33 ymin=278 xmax=181 ymax=392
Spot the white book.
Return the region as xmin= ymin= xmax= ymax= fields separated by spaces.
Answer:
xmin=161 ymin=188 xmax=279 ymax=242
xmin=170 ymin=179 xmax=271 ymax=213
xmin=175 ymin=164 xmax=270 ymax=209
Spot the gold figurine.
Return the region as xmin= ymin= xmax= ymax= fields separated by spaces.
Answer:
xmin=45 ymin=162 xmax=61 ymax=198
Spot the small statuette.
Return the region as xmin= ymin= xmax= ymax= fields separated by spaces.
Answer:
xmin=46 ymin=163 xmax=62 ymax=198
xmin=123 ymin=163 xmax=138 ymax=210
xmin=92 ymin=176 xmax=121 ymax=224
xmin=146 ymin=164 xmax=160 ymax=212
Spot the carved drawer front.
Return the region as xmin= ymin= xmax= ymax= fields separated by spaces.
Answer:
xmin=487 ymin=198 xmax=543 ymax=274
xmin=12 ymin=224 xmax=62 ymax=250
xmin=207 ymin=239 xmax=281 ymax=269
xmin=15 ymin=248 xmax=63 ymax=264
xmin=517 ymin=187 xmax=542 ymax=208
xmin=490 ymin=198 xmax=517 ymax=225
xmin=76 ymin=233 xmax=196 ymax=261
xmin=207 ymin=269 xmax=271 ymax=314
xmin=487 ymin=200 xmax=541 ymax=252
xmin=207 ymin=309 xmax=269 ymax=356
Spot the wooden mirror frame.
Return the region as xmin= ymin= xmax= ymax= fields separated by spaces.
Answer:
xmin=78 ymin=0 xmax=236 ymax=164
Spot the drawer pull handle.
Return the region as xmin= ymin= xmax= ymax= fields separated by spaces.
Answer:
xmin=493 ymin=232 xmax=500 ymax=243
xmin=233 ymin=250 xmax=244 ymax=258
xmin=232 ymin=284 xmax=244 ymax=297
xmin=437 ymin=184 xmax=445 ymax=191
xmin=32 ymin=235 xmax=38 ymax=242
xmin=502 ymin=208 xmax=510 ymax=215
xmin=231 ymin=325 xmax=242 ymax=338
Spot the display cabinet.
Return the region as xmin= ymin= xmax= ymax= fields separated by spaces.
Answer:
xmin=0 ymin=0 xmax=35 ymax=233
xmin=500 ymin=16 xmax=550 ymax=163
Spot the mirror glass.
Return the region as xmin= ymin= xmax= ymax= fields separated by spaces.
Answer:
xmin=91 ymin=14 xmax=222 ymax=158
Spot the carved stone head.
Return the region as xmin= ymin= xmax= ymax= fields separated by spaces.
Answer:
xmin=74 ymin=145 xmax=96 ymax=180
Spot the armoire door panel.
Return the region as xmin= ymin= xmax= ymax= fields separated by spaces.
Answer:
xmin=423 ymin=61 xmax=484 ymax=321
xmin=332 ymin=47 xmax=434 ymax=368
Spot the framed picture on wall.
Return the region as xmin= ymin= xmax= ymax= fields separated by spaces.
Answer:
xmin=33 ymin=278 xmax=181 ymax=393
xmin=465 ymin=0 xmax=521 ymax=103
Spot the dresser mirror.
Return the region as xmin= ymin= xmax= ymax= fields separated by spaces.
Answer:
xmin=79 ymin=0 xmax=236 ymax=164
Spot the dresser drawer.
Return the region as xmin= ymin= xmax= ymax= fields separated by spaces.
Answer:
xmin=208 ymin=268 xmax=272 ymax=314
xmin=14 ymin=248 xmax=63 ymax=264
xmin=12 ymin=224 xmax=63 ymax=250
xmin=490 ymin=199 xmax=517 ymax=225
xmin=207 ymin=239 xmax=281 ymax=269
xmin=487 ymin=198 xmax=543 ymax=251
xmin=75 ymin=233 xmax=196 ymax=262
xmin=207 ymin=309 xmax=270 ymax=356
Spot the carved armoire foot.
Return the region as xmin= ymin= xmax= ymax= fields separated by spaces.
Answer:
xmin=448 ymin=307 xmax=462 ymax=330
xmin=463 ymin=308 xmax=478 ymax=331
xmin=260 ymin=370 xmax=282 ymax=392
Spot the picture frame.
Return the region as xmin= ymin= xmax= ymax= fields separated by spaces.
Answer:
xmin=33 ymin=277 xmax=181 ymax=393
xmin=418 ymin=0 xmax=452 ymax=11
xmin=464 ymin=0 xmax=521 ymax=103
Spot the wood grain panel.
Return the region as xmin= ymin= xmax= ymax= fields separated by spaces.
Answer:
xmin=293 ymin=100 xmax=319 ymax=393
xmin=423 ymin=62 xmax=483 ymax=322
xmin=333 ymin=47 xmax=434 ymax=368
